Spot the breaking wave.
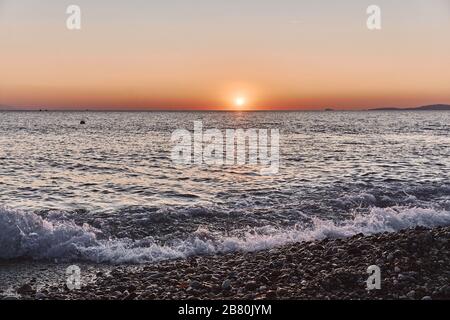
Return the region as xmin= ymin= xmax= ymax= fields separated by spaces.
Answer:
xmin=1 ymin=206 xmax=450 ymax=264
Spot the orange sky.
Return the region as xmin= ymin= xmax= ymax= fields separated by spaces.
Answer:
xmin=1 ymin=0 xmax=450 ymax=110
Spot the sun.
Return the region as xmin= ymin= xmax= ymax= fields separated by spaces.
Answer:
xmin=234 ymin=97 xmax=246 ymax=108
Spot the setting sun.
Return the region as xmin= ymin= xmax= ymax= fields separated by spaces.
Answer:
xmin=234 ymin=97 xmax=247 ymax=108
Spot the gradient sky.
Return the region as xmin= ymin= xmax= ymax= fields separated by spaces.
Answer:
xmin=1 ymin=0 xmax=449 ymax=110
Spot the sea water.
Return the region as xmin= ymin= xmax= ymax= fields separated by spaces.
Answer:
xmin=0 ymin=111 xmax=449 ymax=263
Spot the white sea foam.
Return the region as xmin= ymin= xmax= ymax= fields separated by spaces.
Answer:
xmin=1 ymin=206 xmax=450 ymax=264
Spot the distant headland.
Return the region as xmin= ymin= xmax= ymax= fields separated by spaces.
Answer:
xmin=369 ymin=104 xmax=450 ymax=111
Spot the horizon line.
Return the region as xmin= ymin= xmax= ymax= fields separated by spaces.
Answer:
xmin=1 ymin=103 xmax=449 ymax=112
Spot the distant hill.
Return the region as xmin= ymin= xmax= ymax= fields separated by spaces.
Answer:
xmin=370 ymin=104 xmax=450 ymax=111
xmin=414 ymin=104 xmax=450 ymax=111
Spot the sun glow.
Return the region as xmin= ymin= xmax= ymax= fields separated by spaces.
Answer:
xmin=234 ymin=97 xmax=246 ymax=108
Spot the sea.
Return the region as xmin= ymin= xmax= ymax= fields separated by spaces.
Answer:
xmin=1 ymin=111 xmax=450 ymax=265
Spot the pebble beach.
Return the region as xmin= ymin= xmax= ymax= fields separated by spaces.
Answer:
xmin=3 ymin=226 xmax=449 ymax=300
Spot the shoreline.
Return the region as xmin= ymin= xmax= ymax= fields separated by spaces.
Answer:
xmin=2 ymin=226 xmax=449 ymax=300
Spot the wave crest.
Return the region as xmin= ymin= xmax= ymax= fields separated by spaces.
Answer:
xmin=1 ymin=206 xmax=450 ymax=264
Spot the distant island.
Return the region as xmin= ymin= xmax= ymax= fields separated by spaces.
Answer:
xmin=370 ymin=104 xmax=450 ymax=111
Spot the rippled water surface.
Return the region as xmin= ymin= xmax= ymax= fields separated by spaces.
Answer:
xmin=0 ymin=111 xmax=449 ymax=263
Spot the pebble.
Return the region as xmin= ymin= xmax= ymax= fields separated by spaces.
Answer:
xmin=244 ymin=281 xmax=259 ymax=291
xmin=266 ymin=291 xmax=277 ymax=299
xmin=17 ymin=284 xmax=33 ymax=295
xmin=221 ymin=280 xmax=232 ymax=291
xmin=123 ymin=292 xmax=138 ymax=300
xmin=190 ymin=280 xmax=202 ymax=290
xmin=35 ymin=292 xmax=47 ymax=300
